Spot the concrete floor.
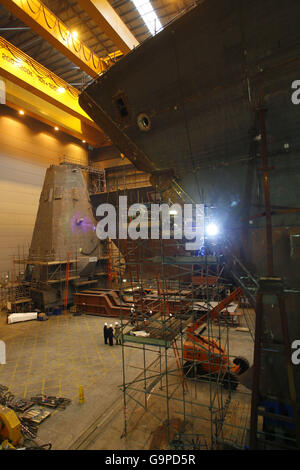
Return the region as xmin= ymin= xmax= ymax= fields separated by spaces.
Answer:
xmin=86 ymin=321 xmax=254 ymax=451
xmin=0 ymin=310 xmax=254 ymax=450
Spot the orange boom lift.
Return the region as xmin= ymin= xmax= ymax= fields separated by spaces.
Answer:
xmin=182 ymin=288 xmax=249 ymax=390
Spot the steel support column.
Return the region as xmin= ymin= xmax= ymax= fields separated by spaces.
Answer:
xmin=258 ymin=106 xmax=274 ymax=276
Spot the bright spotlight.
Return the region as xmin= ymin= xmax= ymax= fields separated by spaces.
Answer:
xmin=206 ymin=223 xmax=219 ymax=236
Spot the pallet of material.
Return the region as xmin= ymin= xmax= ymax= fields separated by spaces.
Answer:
xmin=7 ymin=312 xmax=37 ymax=324
xmin=123 ymin=312 xmax=193 ymax=348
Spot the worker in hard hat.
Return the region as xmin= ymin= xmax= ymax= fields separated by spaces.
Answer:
xmin=103 ymin=322 xmax=108 ymax=344
xmin=130 ymin=305 xmax=136 ymax=325
xmin=114 ymin=321 xmax=121 ymax=345
xmin=108 ymin=324 xmax=114 ymax=346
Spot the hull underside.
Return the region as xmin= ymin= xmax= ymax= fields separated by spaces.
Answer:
xmin=80 ymin=0 xmax=300 ymax=287
xmin=80 ymin=0 xmax=300 ymax=414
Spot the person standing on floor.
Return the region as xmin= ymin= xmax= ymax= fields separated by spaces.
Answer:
xmin=114 ymin=322 xmax=121 ymax=345
xmin=130 ymin=305 xmax=136 ymax=325
xmin=108 ymin=324 xmax=114 ymax=346
xmin=103 ymin=322 xmax=108 ymax=344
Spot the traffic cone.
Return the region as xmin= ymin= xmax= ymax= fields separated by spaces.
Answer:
xmin=79 ymin=385 xmax=84 ymax=404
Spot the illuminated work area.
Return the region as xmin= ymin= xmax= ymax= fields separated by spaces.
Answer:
xmin=0 ymin=0 xmax=300 ymax=452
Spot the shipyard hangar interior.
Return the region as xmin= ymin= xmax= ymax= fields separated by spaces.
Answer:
xmin=0 ymin=0 xmax=300 ymax=452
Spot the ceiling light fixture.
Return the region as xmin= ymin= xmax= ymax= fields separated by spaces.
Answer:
xmin=18 ymin=109 xmax=24 ymax=115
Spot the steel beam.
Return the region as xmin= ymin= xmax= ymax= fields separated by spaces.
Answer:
xmin=77 ymin=0 xmax=139 ymax=53
xmin=258 ymin=105 xmax=274 ymax=276
xmin=1 ymin=0 xmax=117 ymax=77
xmin=0 ymin=36 xmax=107 ymax=146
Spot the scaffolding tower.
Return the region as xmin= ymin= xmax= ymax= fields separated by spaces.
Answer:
xmin=111 ymin=174 xmax=254 ymax=450
xmin=58 ymin=155 xmax=106 ymax=194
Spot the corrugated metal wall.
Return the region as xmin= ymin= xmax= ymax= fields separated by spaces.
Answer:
xmin=0 ymin=106 xmax=88 ymax=273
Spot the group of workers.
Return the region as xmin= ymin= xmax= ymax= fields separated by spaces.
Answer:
xmin=103 ymin=304 xmax=155 ymax=345
xmin=103 ymin=322 xmax=121 ymax=346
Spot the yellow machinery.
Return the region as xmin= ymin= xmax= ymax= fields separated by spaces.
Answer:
xmin=0 ymin=405 xmax=22 ymax=446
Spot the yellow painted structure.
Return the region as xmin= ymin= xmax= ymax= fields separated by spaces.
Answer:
xmin=77 ymin=0 xmax=139 ymax=53
xmin=0 ymin=405 xmax=22 ymax=446
xmin=1 ymin=0 xmax=120 ymax=77
xmin=79 ymin=385 xmax=85 ymax=404
xmin=0 ymin=37 xmax=107 ymax=146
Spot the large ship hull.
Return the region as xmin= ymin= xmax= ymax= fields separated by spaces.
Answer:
xmin=80 ymin=0 xmax=300 ymax=288
xmin=80 ymin=0 xmax=300 ymax=425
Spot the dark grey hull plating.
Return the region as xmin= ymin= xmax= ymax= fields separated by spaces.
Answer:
xmin=80 ymin=0 xmax=300 ymax=288
xmin=79 ymin=0 xmax=300 ymax=417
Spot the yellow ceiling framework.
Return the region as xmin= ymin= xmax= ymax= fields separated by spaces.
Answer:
xmin=0 ymin=36 xmax=108 ymax=146
xmin=0 ymin=0 xmax=141 ymax=146
xmin=0 ymin=0 xmax=123 ymax=78
xmin=77 ymin=0 xmax=139 ymax=53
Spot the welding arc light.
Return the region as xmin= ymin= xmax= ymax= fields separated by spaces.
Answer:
xmin=206 ymin=223 xmax=219 ymax=237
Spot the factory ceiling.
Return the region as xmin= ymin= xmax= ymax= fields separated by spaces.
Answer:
xmin=0 ymin=0 xmax=195 ymax=90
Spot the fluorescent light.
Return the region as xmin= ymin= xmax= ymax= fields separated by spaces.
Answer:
xmin=131 ymin=0 xmax=162 ymax=35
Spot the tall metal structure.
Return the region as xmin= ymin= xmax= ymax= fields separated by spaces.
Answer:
xmin=13 ymin=161 xmax=108 ymax=309
xmin=107 ymin=174 xmax=254 ymax=450
xmin=80 ymin=0 xmax=300 ymax=449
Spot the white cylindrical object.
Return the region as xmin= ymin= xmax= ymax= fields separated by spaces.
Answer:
xmin=7 ymin=312 xmax=38 ymax=324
